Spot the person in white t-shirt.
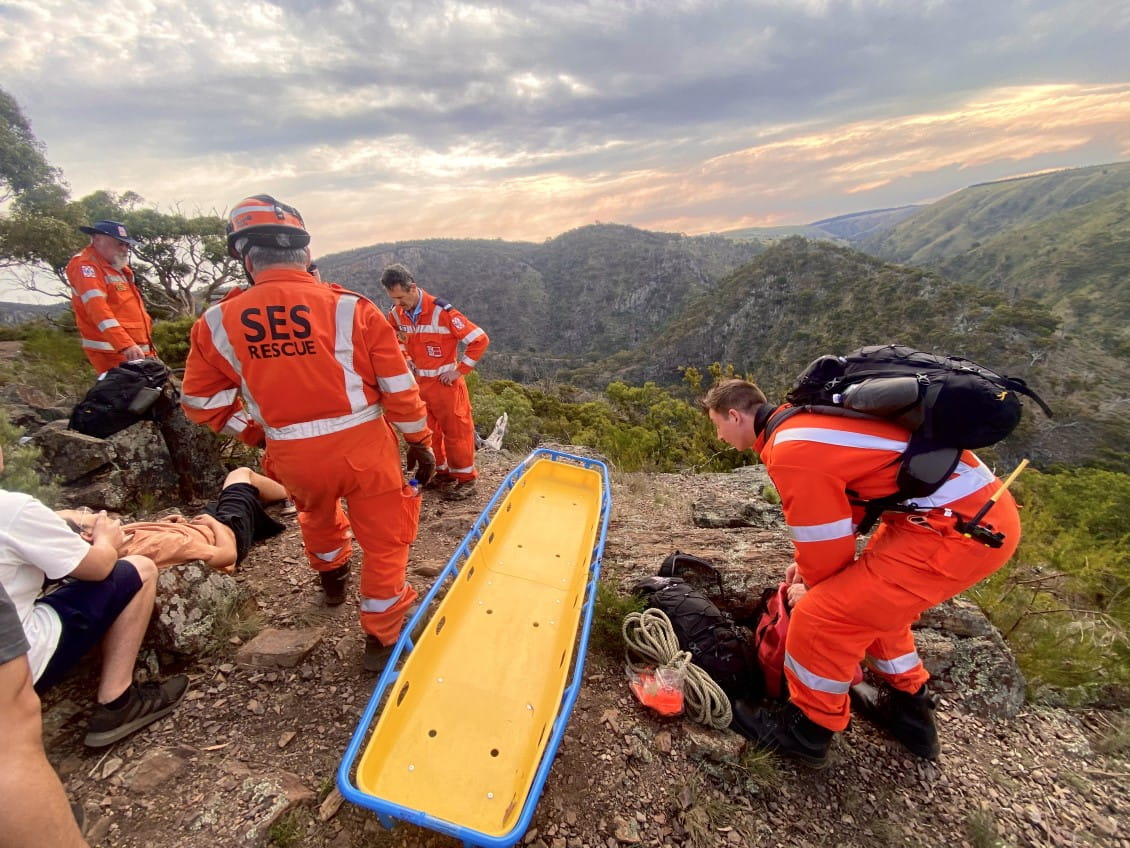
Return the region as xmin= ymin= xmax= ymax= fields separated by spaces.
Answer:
xmin=0 ymin=443 xmax=188 ymax=748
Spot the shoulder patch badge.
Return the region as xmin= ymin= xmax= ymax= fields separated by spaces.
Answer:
xmin=451 ymin=316 xmax=465 ymax=330
xmin=81 ymin=265 xmax=96 ymax=278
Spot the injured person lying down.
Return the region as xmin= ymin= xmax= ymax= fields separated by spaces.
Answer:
xmin=57 ymin=468 xmax=288 ymax=573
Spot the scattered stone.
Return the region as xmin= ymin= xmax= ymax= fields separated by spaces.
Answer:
xmin=122 ymin=747 xmax=193 ymax=793
xmin=278 ymin=731 xmax=297 ymax=749
xmin=235 ymin=627 xmax=325 ymax=668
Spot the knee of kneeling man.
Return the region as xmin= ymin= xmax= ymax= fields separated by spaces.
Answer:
xmin=124 ymin=554 xmax=158 ymax=583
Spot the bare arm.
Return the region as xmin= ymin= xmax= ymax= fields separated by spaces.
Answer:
xmin=187 ymin=515 xmax=238 ymax=572
xmin=69 ymin=513 xmax=127 ymax=581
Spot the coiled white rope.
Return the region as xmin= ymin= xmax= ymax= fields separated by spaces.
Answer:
xmin=622 ymin=608 xmax=732 ymax=729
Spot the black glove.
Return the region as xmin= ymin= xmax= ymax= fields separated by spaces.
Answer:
xmin=406 ymin=442 xmax=436 ymax=487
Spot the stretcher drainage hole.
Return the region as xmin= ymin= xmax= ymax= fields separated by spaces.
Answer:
xmin=396 ymin=683 xmax=410 ymax=706
xmin=490 ymin=748 xmax=499 ymax=757
xmin=428 ymin=730 xmax=437 ymax=738
xmin=488 ymin=531 xmax=495 ymax=543
xmin=466 ymin=565 xmax=475 ymax=581
xmin=435 ymin=616 xmax=446 ymax=635
xmin=486 ymin=609 xmax=493 ymax=614
xmin=532 ymin=621 xmax=539 ymax=627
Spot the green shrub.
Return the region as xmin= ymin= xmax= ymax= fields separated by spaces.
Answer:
xmin=0 ymin=411 xmax=57 ymax=504
xmin=971 ymin=467 xmax=1130 ymax=705
xmin=1 ymin=324 xmax=90 ymax=400
xmin=151 ymin=315 xmax=195 ymax=370
xmin=589 ymin=581 xmax=646 ymax=658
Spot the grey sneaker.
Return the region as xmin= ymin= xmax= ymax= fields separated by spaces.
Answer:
xmin=84 ymin=676 xmax=189 ymax=748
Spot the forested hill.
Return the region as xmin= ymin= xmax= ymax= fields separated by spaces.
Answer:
xmin=319 ymin=224 xmax=765 ymax=371
xmin=860 ymin=162 xmax=1130 ymax=352
xmin=861 ymin=162 xmax=1130 ymax=265
xmin=566 ymin=236 xmax=1129 ymax=469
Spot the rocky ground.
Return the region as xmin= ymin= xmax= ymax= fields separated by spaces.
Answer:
xmin=41 ymin=448 xmax=1129 ymax=848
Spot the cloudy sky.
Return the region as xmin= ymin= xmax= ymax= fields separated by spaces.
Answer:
xmin=2 ymin=0 xmax=1129 ymax=263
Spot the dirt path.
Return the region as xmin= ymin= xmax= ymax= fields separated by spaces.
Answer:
xmin=42 ymin=450 xmax=1129 ymax=847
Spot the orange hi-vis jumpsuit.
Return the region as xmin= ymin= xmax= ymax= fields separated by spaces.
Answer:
xmin=65 ymin=245 xmax=156 ymax=374
xmin=180 ymin=269 xmax=432 ymax=645
xmin=387 ymin=288 xmax=489 ymax=482
xmin=754 ymin=406 xmax=1021 ymax=732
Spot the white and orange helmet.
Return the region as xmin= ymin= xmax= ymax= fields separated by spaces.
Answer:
xmin=226 ymin=195 xmax=310 ymax=259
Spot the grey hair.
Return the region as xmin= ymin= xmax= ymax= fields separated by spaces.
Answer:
xmin=243 ymin=243 xmax=309 ymax=268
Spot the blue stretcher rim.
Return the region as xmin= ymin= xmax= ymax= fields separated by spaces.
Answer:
xmin=336 ymin=447 xmax=612 ymax=847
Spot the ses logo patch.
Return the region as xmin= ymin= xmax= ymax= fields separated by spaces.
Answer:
xmin=425 ymin=343 xmax=443 ymax=358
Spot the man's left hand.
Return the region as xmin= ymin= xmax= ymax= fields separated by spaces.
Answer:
xmin=406 ymin=442 xmax=436 ymax=486
xmin=439 ymin=370 xmax=460 ymax=385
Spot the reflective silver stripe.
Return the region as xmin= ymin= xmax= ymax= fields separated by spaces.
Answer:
xmin=867 ymin=650 xmax=921 ymax=675
xmin=361 ymin=594 xmax=403 ymax=613
xmin=462 ymin=327 xmax=485 ymax=344
xmin=314 ymin=547 xmax=344 ymax=563
xmin=263 ymin=405 xmax=382 ymax=441
xmin=392 ymin=416 xmax=428 ymax=434
xmin=784 ymin=652 xmax=852 ymax=694
xmin=96 ymin=318 xmax=121 ymax=331
xmin=773 ymin=427 xmax=907 ymax=453
xmin=334 ymin=295 xmax=368 ymax=412
xmin=378 ymin=371 xmax=416 ymax=394
xmin=81 ymin=289 xmax=106 ymax=302
xmin=138 ymin=344 xmax=152 ymax=352
xmin=415 ymin=363 xmax=457 ymax=377
xmin=81 ymin=338 xmax=115 ymax=350
xmin=222 ymin=412 xmax=251 ymax=436
xmin=181 ymin=388 xmax=239 ymax=410
xmin=460 ymin=355 xmax=478 ymax=368
xmin=203 ymin=306 xmax=267 ymax=423
xmin=448 ymin=464 xmax=475 ymax=474
xmin=904 ymin=458 xmax=995 ymax=508
xmin=789 ymin=517 xmax=854 ymax=543
xmin=231 ymin=201 xmax=283 ymax=217
xmin=413 ymin=323 xmax=451 ymax=335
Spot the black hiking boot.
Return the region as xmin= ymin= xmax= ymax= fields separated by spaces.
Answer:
xmin=730 ymin=700 xmax=833 ymax=768
xmin=424 ymin=472 xmax=456 ymax=491
xmin=850 ymin=681 xmax=940 ymax=760
xmin=319 ymin=564 xmax=350 ymax=606
xmin=363 ymin=635 xmax=394 ymax=673
xmin=84 ymin=676 xmax=190 ymax=748
xmin=441 ymin=479 xmax=477 ymax=501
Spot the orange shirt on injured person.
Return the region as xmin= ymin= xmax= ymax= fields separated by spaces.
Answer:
xmin=122 ymin=515 xmax=230 ymax=572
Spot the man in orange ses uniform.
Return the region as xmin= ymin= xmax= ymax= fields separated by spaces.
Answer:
xmin=701 ymin=379 xmax=1021 ymax=767
xmin=380 ymin=264 xmax=489 ymax=500
xmin=180 ymin=196 xmax=435 ymax=672
xmin=65 ymin=220 xmax=157 ymax=374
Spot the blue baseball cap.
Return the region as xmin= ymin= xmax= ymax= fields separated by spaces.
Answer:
xmin=79 ymin=220 xmax=140 ymax=247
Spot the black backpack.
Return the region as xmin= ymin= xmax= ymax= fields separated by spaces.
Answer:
xmin=69 ymin=359 xmax=171 ymax=439
xmin=633 ymin=561 xmax=760 ymax=701
xmin=773 ymin=344 xmax=1053 ymax=532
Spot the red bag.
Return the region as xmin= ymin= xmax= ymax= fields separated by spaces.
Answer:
xmin=754 ymin=584 xmax=791 ymax=699
xmin=754 ymin=582 xmax=863 ymax=700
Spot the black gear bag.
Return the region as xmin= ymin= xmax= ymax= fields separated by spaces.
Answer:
xmin=773 ymin=344 xmax=1053 ymax=533
xmin=69 ymin=359 xmax=171 ymax=439
xmin=634 ymin=553 xmax=760 ymax=701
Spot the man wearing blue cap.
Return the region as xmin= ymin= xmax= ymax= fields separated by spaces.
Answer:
xmin=65 ymin=220 xmax=156 ymax=374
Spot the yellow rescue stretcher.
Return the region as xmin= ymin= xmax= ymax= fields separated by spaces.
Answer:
xmin=337 ymin=448 xmax=612 ymax=846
